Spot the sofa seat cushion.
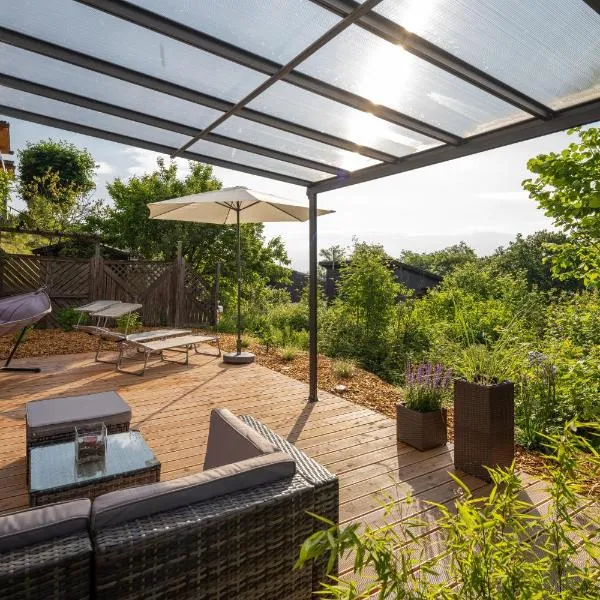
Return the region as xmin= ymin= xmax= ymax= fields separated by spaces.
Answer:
xmin=26 ymin=392 xmax=131 ymax=440
xmin=92 ymin=452 xmax=296 ymax=530
xmin=203 ymin=408 xmax=278 ymax=470
xmin=0 ymin=498 xmax=91 ymax=553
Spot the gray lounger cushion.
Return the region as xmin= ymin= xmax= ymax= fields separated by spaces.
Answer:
xmin=0 ymin=499 xmax=91 ymax=553
xmin=203 ymin=407 xmax=278 ymax=470
xmin=92 ymin=452 xmax=296 ymax=530
xmin=26 ymin=392 xmax=131 ymax=438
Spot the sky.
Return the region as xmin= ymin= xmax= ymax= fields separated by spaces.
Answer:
xmin=4 ymin=117 xmax=591 ymax=271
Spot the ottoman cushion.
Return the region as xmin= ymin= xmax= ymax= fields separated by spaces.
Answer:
xmin=26 ymin=392 xmax=131 ymax=441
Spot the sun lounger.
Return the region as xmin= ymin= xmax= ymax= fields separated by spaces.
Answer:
xmin=117 ymin=334 xmax=221 ymax=375
xmin=77 ymin=326 xmax=192 ymax=364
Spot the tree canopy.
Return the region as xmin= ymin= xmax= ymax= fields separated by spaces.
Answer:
xmin=523 ymin=127 xmax=600 ymax=288
xmin=399 ymin=242 xmax=478 ymax=276
xmin=491 ymin=231 xmax=582 ymax=292
xmin=91 ymin=158 xmax=290 ymax=304
xmin=17 ymin=139 xmax=98 ymax=231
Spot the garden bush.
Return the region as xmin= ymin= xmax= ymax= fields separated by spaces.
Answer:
xmin=297 ymin=422 xmax=600 ymax=599
xmin=55 ymin=307 xmax=87 ymax=332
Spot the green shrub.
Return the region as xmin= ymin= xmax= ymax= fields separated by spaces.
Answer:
xmin=280 ymin=346 xmax=299 ymax=361
xmin=117 ymin=312 xmax=142 ymax=333
xmin=297 ymin=422 xmax=600 ymax=599
xmin=56 ymin=307 xmax=87 ymax=332
xmin=239 ymin=334 xmax=255 ymax=349
xmin=331 ymin=359 xmax=356 ymax=379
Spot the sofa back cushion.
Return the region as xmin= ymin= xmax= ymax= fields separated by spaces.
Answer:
xmin=92 ymin=451 xmax=296 ymax=531
xmin=0 ymin=498 xmax=91 ymax=553
xmin=203 ymin=408 xmax=278 ymax=470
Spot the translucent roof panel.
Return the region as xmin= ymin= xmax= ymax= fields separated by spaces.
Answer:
xmin=127 ymin=0 xmax=340 ymax=64
xmin=376 ymin=0 xmax=600 ymax=111
xmin=0 ymin=86 xmax=189 ymax=148
xmin=296 ymin=25 xmax=530 ymax=137
xmin=214 ymin=116 xmax=378 ymax=171
xmin=3 ymin=0 xmax=267 ymax=102
xmin=188 ymin=139 xmax=332 ymax=182
xmin=248 ymin=81 xmax=442 ymax=157
xmin=0 ymin=44 xmax=223 ymax=130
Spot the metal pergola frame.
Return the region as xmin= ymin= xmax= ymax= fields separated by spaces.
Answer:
xmin=2 ymin=0 xmax=600 ymax=402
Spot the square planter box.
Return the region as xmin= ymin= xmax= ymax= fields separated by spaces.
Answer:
xmin=396 ymin=404 xmax=447 ymax=451
xmin=454 ymin=379 xmax=514 ymax=480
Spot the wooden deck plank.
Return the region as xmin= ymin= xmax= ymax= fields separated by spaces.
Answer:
xmin=0 ymin=350 xmax=556 ymax=592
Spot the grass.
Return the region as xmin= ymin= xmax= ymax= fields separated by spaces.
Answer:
xmin=280 ymin=346 xmax=299 ymax=361
xmin=239 ymin=334 xmax=257 ymax=348
xmin=332 ymin=358 xmax=357 ymax=379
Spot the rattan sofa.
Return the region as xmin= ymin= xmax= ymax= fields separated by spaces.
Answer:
xmin=0 ymin=409 xmax=339 ymax=600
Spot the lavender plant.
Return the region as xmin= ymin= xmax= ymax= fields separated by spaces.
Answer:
xmin=404 ymin=363 xmax=452 ymax=412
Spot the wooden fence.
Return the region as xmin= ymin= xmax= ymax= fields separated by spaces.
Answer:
xmin=0 ymin=246 xmax=218 ymax=328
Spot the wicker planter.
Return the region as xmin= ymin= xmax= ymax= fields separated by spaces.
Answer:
xmin=454 ymin=379 xmax=514 ymax=480
xmin=396 ymin=404 xmax=447 ymax=451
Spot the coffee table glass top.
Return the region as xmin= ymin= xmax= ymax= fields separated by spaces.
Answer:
xmin=30 ymin=431 xmax=159 ymax=493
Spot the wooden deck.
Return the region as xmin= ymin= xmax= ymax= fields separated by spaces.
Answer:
xmin=0 ymin=349 xmax=556 ymax=585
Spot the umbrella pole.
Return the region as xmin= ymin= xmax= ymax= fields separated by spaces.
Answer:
xmin=236 ymin=208 xmax=242 ymax=355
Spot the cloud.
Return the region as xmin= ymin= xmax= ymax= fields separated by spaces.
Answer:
xmin=121 ymin=148 xmax=191 ymax=178
xmin=95 ymin=161 xmax=114 ymax=175
xmin=477 ymin=191 xmax=530 ymax=201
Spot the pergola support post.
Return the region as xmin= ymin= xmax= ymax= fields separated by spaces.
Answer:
xmin=307 ymin=188 xmax=318 ymax=402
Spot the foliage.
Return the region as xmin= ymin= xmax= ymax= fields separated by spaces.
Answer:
xmin=18 ymin=139 xmax=96 ymax=202
xmin=523 ymin=127 xmax=600 ymax=288
xmin=320 ymin=244 xmax=348 ymax=265
xmin=116 ymin=312 xmax=142 ymax=333
xmin=94 ymin=158 xmax=290 ymax=311
xmin=280 ymin=346 xmax=299 ymax=361
xmin=17 ymin=140 xmax=98 ymax=231
xmin=491 ymin=230 xmax=582 ymax=292
xmin=404 ymin=363 xmax=452 ymax=412
xmin=297 ymin=422 xmax=600 ymax=600
xmin=55 ymin=308 xmax=87 ymax=332
xmin=321 ymin=243 xmax=402 ymax=378
xmin=400 ymin=242 xmax=478 ymax=276
xmin=331 ymin=359 xmax=356 ymax=380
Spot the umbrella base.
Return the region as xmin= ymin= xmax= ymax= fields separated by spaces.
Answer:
xmin=223 ymin=351 xmax=255 ymax=365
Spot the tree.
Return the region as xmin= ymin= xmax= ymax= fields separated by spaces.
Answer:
xmin=491 ymin=230 xmax=582 ymax=292
xmin=399 ymin=242 xmax=478 ymax=276
xmin=93 ymin=158 xmax=290 ymax=304
xmin=17 ymin=139 xmax=98 ymax=231
xmin=319 ymin=244 xmax=347 ymax=265
xmin=523 ymin=127 xmax=600 ymax=288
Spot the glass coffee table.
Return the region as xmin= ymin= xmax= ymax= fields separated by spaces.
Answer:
xmin=29 ymin=431 xmax=161 ymax=507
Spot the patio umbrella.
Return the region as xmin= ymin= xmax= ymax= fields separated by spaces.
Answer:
xmin=149 ymin=186 xmax=334 ymax=364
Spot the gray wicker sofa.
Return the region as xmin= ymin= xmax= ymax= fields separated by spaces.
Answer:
xmin=0 ymin=409 xmax=339 ymax=600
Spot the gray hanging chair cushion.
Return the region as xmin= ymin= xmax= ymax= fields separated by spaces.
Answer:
xmin=0 ymin=291 xmax=52 ymax=338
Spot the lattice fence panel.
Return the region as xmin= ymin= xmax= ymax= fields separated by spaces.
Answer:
xmin=180 ymin=266 xmax=215 ymax=327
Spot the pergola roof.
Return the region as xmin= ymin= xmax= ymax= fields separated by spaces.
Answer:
xmin=1 ymin=0 xmax=600 ymax=194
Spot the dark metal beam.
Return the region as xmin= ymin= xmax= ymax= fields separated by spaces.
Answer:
xmin=76 ymin=0 xmax=460 ymax=145
xmin=307 ymin=189 xmax=318 ymax=402
xmin=175 ymin=0 xmax=451 ymax=156
xmin=309 ymin=98 xmax=600 ymax=194
xmin=0 ymin=27 xmax=395 ymax=164
xmin=0 ymin=105 xmax=312 ymax=187
xmin=0 ymin=73 xmax=342 ymax=176
xmin=582 ymin=1 xmax=600 ymax=16
xmin=310 ymin=0 xmax=553 ymax=120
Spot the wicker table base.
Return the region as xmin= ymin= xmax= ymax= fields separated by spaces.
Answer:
xmin=29 ymin=432 xmax=161 ymax=507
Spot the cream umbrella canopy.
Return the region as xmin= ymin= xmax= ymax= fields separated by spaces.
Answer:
xmin=149 ymin=186 xmax=334 ymax=364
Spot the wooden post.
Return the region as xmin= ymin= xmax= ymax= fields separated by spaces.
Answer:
xmin=173 ymin=241 xmax=185 ymax=327
xmin=89 ymin=244 xmax=101 ymax=302
xmin=213 ymin=261 xmax=221 ymax=327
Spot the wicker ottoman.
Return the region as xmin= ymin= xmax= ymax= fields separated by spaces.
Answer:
xmin=26 ymin=392 xmax=131 ymax=454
